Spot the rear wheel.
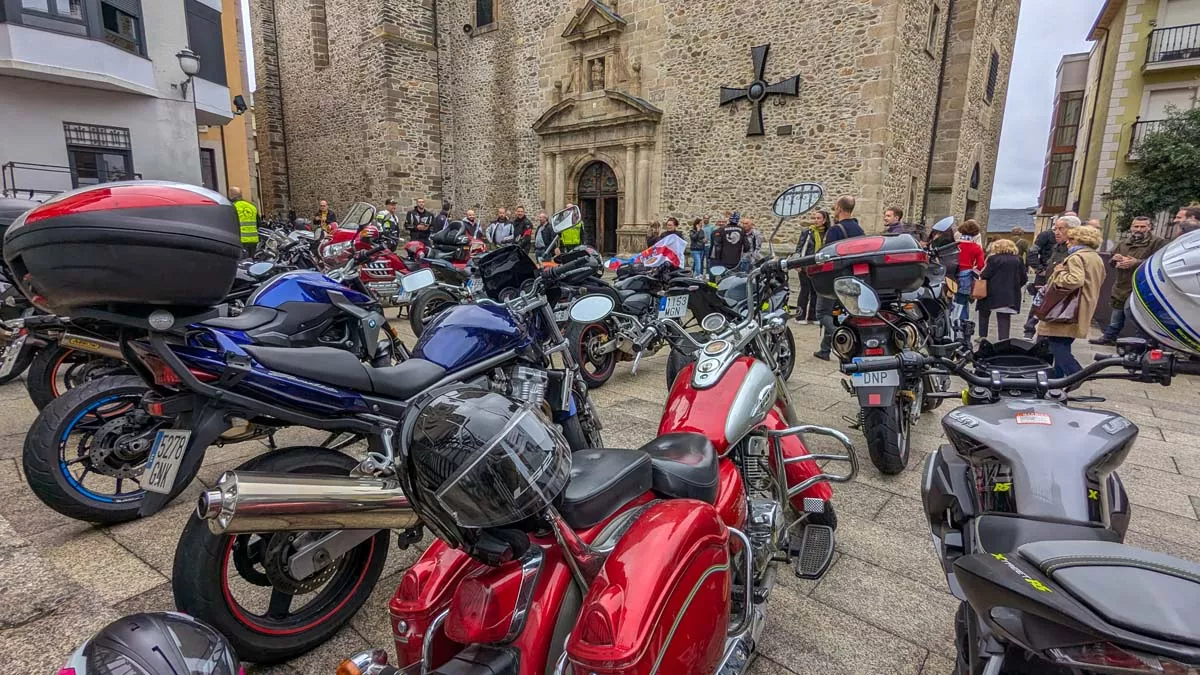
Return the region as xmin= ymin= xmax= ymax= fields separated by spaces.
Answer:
xmin=22 ymin=375 xmax=181 ymax=524
xmin=408 ymin=287 xmax=458 ymax=337
xmin=568 ymin=320 xmax=618 ymax=389
xmin=173 ymin=447 xmax=389 ymax=663
xmin=862 ymin=403 xmax=910 ymax=475
xmin=27 ymin=343 xmax=128 ymax=410
xmin=0 ymin=337 xmax=34 ymax=385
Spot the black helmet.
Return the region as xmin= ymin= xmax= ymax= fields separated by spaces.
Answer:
xmin=61 ymin=612 xmax=240 ymax=674
xmin=400 ymin=386 xmax=571 ymax=555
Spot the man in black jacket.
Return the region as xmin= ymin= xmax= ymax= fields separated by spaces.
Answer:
xmin=711 ymin=212 xmax=748 ymax=271
xmin=511 ymin=206 xmax=534 ymax=253
xmin=432 ymin=202 xmax=451 ymax=234
xmin=405 ymin=198 xmax=434 ymax=243
xmin=814 ymin=196 xmax=865 ymax=360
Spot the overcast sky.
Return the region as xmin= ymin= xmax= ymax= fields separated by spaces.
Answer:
xmin=991 ymin=0 xmax=1105 ymax=208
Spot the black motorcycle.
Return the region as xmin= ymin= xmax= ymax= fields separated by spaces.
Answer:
xmin=843 ymin=338 xmax=1184 ymax=675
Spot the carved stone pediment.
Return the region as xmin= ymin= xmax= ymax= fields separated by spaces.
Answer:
xmin=532 ymin=90 xmax=661 ymax=136
xmin=562 ymin=0 xmax=626 ymax=43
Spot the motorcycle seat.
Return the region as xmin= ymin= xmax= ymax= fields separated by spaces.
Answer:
xmin=201 ymin=306 xmax=281 ymax=331
xmin=638 ymin=433 xmax=718 ymax=504
xmin=557 ymin=450 xmax=653 ymax=530
xmin=974 ymin=514 xmax=1119 ymax=556
xmin=617 ymin=289 xmax=638 ymax=301
xmin=623 ymin=292 xmax=654 ymax=315
xmin=242 ymin=345 xmax=446 ymax=400
xmin=1019 ymin=540 xmax=1200 ymax=647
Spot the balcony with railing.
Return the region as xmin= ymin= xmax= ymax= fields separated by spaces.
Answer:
xmin=1127 ymin=119 xmax=1166 ymax=161
xmin=1147 ymin=23 xmax=1200 ymax=68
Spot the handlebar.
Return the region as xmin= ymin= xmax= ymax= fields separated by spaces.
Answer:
xmin=841 ymin=347 xmax=1174 ymax=392
xmin=541 ymin=255 xmax=595 ymax=281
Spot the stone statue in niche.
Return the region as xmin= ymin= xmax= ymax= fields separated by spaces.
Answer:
xmin=589 ymin=58 xmax=605 ymax=91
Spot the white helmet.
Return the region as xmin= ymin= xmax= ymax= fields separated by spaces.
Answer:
xmin=1130 ymin=229 xmax=1200 ymax=355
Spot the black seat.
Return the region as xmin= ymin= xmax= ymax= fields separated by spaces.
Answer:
xmin=430 ymin=225 xmax=461 ymax=246
xmin=623 ymin=292 xmax=654 ymax=315
xmin=244 ymin=345 xmax=446 ymax=400
xmin=202 ymin=306 xmax=280 ymax=331
xmin=366 ymin=359 xmax=447 ymax=399
xmin=638 ymin=433 xmax=719 ymax=504
xmin=1019 ymin=540 xmax=1200 ymax=647
xmin=557 ymin=450 xmax=653 ymax=529
xmin=617 ymin=288 xmax=638 ymax=301
xmin=974 ymin=514 xmax=1119 ymax=555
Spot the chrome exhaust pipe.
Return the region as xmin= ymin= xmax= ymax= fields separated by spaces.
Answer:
xmin=60 ymin=332 xmax=124 ymax=359
xmin=197 ymin=471 xmax=420 ymax=534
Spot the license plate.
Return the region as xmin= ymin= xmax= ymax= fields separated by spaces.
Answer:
xmin=0 ymin=335 xmax=26 ymax=378
xmin=850 ymin=363 xmax=900 ymax=388
xmin=554 ymin=308 xmax=570 ymax=322
xmin=143 ymin=430 xmax=192 ymax=494
xmin=657 ymin=295 xmax=688 ymax=319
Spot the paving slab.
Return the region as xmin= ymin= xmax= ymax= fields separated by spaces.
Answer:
xmin=40 ymin=528 xmax=167 ymax=604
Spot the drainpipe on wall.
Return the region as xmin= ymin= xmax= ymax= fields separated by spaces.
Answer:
xmin=921 ymin=0 xmax=955 ymax=227
xmin=1073 ymin=27 xmax=1108 ymax=219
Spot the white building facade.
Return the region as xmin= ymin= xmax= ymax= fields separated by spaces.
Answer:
xmin=0 ymin=0 xmax=233 ymax=198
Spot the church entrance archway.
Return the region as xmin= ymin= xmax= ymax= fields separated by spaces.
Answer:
xmin=577 ymin=161 xmax=619 ymax=256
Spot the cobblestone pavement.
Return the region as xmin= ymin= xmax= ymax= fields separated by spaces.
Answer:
xmin=1 ymin=322 xmax=1198 ymax=674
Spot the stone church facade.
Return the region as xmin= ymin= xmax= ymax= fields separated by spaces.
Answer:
xmin=252 ymin=0 xmax=1019 ymax=252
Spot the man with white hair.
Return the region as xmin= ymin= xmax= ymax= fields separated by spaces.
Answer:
xmin=1023 ymin=215 xmax=1077 ymax=338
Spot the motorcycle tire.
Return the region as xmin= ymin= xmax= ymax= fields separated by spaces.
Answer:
xmin=921 ymin=372 xmax=950 ymax=412
xmin=27 ymin=343 xmax=129 ymax=411
xmin=408 ymin=287 xmax=459 ymax=338
xmin=777 ymin=325 xmax=797 ymax=381
xmin=173 ymin=446 xmax=389 ymax=664
xmin=22 ymin=375 xmax=187 ymax=524
xmin=862 ymin=404 xmax=910 ymax=475
xmin=568 ymin=320 xmax=618 ymax=389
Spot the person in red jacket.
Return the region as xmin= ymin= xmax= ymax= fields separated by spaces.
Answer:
xmin=953 ymin=219 xmax=986 ymax=325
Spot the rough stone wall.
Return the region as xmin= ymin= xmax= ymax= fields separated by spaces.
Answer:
xmin=926 ymin=0 xmax=1019 ymax=228
xmin=251 ymin=0 xmax=441 ymax=218
xmin=249 ymin=0 xmax=289 ymax=216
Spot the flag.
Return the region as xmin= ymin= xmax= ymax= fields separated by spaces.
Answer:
xmin=606 ymin=233 xmax=688 ymax=271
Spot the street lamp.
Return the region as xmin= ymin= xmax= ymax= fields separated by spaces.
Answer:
xmin=176 ymin=47 xmax=201 ymax=98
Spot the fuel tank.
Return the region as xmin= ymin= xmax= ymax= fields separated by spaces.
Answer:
xmin=247 ymin=269 xmax=375 ymax=308
xmin=414 ymin=302 xmax=534 ymax=371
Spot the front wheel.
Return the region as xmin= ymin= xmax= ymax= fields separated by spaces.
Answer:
xmin=22 ymin=375 xmax=183 ymax=524
xmin=408 ymin=287 xmax=459 ymax=337
xmin=568 ymin=321 xmax=618 ymax=389
xmin=776 ymin=325 xmax=796 ymax=381
xmin=173 ymin=447 xmax=389 ymax=663
xmin=862 ymin=403 xmax=910 ymax=475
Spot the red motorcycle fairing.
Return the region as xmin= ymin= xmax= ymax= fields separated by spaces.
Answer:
xmin=390 ymin=493 xmax=658 ymax=673
xmin=565 ymin=499 xmax=731 ymax=674
xmin=659 ymin=358 xmax=833 ymax=510
xmin=715 ymin=458 xmax=748 ymax=531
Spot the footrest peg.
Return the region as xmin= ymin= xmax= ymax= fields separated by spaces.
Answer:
xmin=793 ymin=524 xmax=835 ymax=579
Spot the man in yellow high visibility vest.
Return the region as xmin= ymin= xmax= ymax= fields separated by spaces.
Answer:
xmin=559 ymin=203 xmax=583 ymax=248
xmin=230 ymin=186 xmax=259 ymax=258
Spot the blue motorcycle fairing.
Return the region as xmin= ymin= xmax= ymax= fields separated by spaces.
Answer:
xmin=414 ymin=302 xmax=535 ymax=371
xmin=248 ymin=270 xmax=375 ymax=308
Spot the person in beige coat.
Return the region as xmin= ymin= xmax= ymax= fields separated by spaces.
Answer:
xmin=1036 ymin=225 xmax=1106 ymax=377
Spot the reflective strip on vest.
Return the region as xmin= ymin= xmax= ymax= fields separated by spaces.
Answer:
xmin=234 ymin=201 xmax=259 ymax=243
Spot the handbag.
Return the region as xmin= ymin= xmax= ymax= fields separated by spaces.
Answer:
xmin=1033 ymin=284 xmax=1081 ymax=323
xmin=970 ymin=277 xmax=988 ymax=300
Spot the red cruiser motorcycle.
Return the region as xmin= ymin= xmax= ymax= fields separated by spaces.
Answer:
xmin=303 ymin=258 xmax=849 ymax=673
xmin=318 ymin=222 xmax=411 ymax=307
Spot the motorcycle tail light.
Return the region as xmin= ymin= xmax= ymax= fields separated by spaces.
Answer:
xmin=1048 ymin=643 xmax=1199 ymax=674
xmin=140 ymin=354 xmax=218 ymax=387
xmin=864 ymin=346 xmax=884 ymax=356
xmin=852 ymin=262 xmax=870 ymax=276
xmin=805 ymin=262 xmax=834 ymax=275
xmin=57 ymin=670 xmax=75 ymax=675
xmin=883 ymin=251 xmax=929 ymax=265
xmin=579 ymin=607 xmax=615 ymax=646
xmin=444 ymin=569 xmax=521 ymax=645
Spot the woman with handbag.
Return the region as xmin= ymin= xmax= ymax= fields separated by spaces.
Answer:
xmin=976 ymin=239 xmax=1027 ymax=341
xmin=1035 ymin=225 xmax=1106 ymax=377
xmin=953 ymin=219 xmax=986 ymax=324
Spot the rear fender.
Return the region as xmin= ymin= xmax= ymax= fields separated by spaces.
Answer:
xmin=566 ymin=500 xmax=730 ymax=674
xmin=135 ymin=399 xmax=230 ymax=517
xmin=764 ymin=407 xmax=833 ymax=506
xmin=390 ymin=539 xmax=479 ymax=668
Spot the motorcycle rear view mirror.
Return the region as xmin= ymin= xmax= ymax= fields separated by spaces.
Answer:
xmin=551 ymin=205 xmax=582 ymax=234
xmin=247 ymin=262 xmax=275 ymax=279
xmin=701 ymin=313 xmax=727 ymax=333
xmin=709 ymin=265 xmax=727 ymax=277
xmin=771 ymin=183 xmax=824 ymax=219
xmin=833 ymin=277 xmax=880 ymax=317
xmin=568 ymin=294 xmax=615 ymax=324
xmin=401 ymin=268 xmax=437 ymax=294
xmin=931 ymin=216 xmax=956 ymax=235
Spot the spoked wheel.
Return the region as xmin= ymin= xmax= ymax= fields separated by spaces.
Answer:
xmin=568 ymin=321 xmax=618 ymax=389
xmin=862 ymin=403 xmax=910 ymax=475
xmin=22 ymin=375 xmax=177 ymax=523
xmin=173 ymin=447 xmax=389 ymax=663
xmin=775 ymin=326 xmax=797 ymax=381
xmin=27 ymin=344 xmax=129 ymax=410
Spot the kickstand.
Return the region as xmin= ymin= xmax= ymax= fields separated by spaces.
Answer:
xmin=842 ymin=415 xmax=861 ymax=430
xmin=630 ymin=351 xmax=643 ymax=375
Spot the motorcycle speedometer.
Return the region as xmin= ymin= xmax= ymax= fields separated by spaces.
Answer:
xmin=703 ymin=340 xmax=730 ymax=356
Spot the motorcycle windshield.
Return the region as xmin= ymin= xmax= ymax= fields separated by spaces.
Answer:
xmin=341 ymin=202 xmax=377 ymax=232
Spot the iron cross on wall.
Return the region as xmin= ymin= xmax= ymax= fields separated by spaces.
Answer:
xmin=720 ymin=44 xmax=800 ymax=136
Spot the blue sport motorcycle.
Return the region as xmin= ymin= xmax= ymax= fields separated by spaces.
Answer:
xmin=20 ymin=255 xmax=406 ymax=525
